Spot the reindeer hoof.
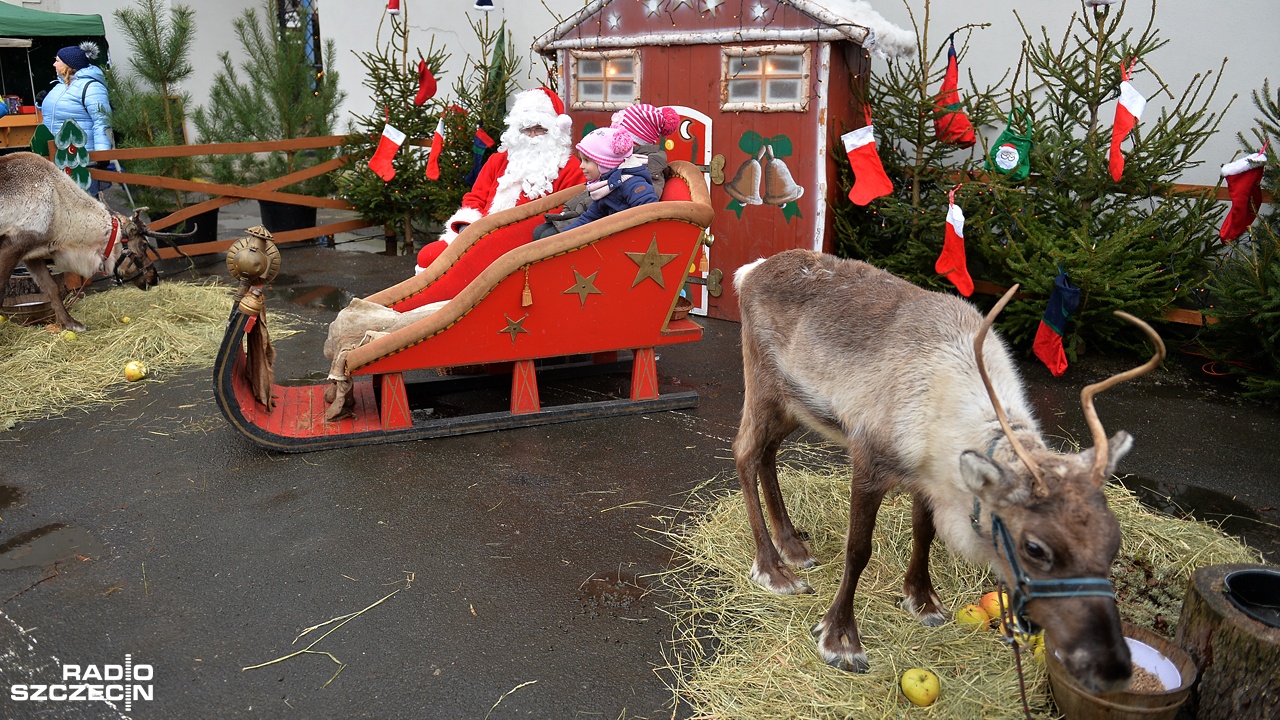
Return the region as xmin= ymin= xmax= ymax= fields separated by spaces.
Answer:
xmin=899 ymin=596 xmax=947 ymax=627
xmin=810 ymin=622 xmax=870 ymax=673
xmin=62 ymin=321 xmax=88 ymax=334
xmin=749 ymin=561 xmax=813 ymax=595
xmin=779 ymin=546 xmax=817 ymax=569
xmin=826 ymin=654 xmax=870 ymax=674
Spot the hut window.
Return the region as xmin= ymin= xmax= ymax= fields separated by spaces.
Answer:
xmin=721 ymin=45 xmax=809 ymax=112
xmin=570 ymin=50 xmax=639 ymax=111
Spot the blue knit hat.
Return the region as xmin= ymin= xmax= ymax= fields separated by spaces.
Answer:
xmin=57 ymin=42 xmax=100 ymax=71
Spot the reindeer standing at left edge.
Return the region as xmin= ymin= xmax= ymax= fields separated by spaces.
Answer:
xmin=0 ymin=152 xmax=192 ymax=331
xmin=733 ymin=249 xmax=1165 ymax=693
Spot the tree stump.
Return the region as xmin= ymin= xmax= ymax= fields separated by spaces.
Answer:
xmin=2 ymin=269 xmax=65 ymax=325
xmin=1175 ymin=563 xmax=1280 ymax=719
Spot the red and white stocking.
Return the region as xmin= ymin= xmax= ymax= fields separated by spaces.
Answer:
xmin=425 ymin=119 xmax=444 ymax=180
xmin=387 ymin=0 xmax=400 ymax=15
xmin=369 ymin=123 xmax=406 ymax=182
xmin=1109 ymin=59 xmax=1146 ymax=182
xmin=1219 ymin=147 xmax=1268 ymax=242
xmin=935 ymin=187 xmax=973 ymax=296
xmin=841 ymin=124 xmax=893 ymax=206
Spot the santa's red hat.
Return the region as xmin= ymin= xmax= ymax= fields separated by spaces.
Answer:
xmin=538 ymin=87 xmax=565 ymax=116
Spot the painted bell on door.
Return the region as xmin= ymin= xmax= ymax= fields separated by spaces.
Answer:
xmin=761 ymin=145 xmax=804 ymax=206
xmin=724 ymin=148 xmax=764 ymax=205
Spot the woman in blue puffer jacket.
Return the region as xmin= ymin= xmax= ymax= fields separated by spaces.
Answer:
xmin=40 ymin=41 xmax=113 ymax=195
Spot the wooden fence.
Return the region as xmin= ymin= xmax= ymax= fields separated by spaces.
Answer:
xmin=71 ymin=135 xmax=376 ymax=260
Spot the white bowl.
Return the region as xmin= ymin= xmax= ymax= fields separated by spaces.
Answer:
xmin=1125 ymin=637 xmax=1181 ymax=690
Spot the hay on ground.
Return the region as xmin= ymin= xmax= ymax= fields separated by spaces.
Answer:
xmin=0 ymin=281 xmax=298 ymax=429
xmin=656 ymin=464 xmax=1262 ymax=720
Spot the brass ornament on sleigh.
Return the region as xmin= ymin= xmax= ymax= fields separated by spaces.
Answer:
xmin=761 ymin=145 xmax=805 ymax=206
xmin=724 ymin=147 xmax=764 ymax=205
xmin=226 ymin=225 xmax=281 ymax=298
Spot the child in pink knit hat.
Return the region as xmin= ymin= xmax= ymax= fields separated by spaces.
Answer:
xmin=611 ymin=103 xmax=679 ymax=197
xmin=541 ymin=103 xmax=680 ymax=237
xmin=534 ymin=126 xmax=658 ymax=239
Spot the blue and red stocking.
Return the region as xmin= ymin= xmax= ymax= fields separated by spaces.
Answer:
xmin=1032 ymin=271 xmax=1081 ymax=377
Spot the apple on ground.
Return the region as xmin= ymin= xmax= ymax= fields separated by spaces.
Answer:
xmin=125 ymin=360 xmax=148 ymax=382
xmin=955 ymin=603 xmax=990 ymax=629
xmin=900 ymin=667 xmax=940 ymax=706
xmin=979 ymin=590 xmax=1009 ymax=620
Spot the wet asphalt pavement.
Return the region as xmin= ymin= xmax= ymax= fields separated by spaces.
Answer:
xmin=1 ymin=210 xmax=1277 ymax=719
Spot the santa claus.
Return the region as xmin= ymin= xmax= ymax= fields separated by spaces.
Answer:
xmin=417 ymin=87 xmax=585 ymax=273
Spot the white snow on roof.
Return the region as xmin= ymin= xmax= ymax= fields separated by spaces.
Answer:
xmin=533 ymin=0 xmax=915 ymax=59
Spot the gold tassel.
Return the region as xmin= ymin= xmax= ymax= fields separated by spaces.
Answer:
xmin=521 ymin=266 xmax=533 ymax=307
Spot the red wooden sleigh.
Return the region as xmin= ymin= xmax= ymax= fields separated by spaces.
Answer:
xmin=214 ymin=161 xmax=715 ymax=451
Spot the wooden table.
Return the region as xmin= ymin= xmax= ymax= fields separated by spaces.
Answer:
xmin=0 ymin=110 xmax=42 ymax=150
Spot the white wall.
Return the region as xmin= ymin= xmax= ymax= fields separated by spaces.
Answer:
xmin=323 ymin=0 xmax=581 ymax=131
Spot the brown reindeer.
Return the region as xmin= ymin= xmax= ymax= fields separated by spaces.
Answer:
xmin=732 ymin=249 xmax=1165 ymax=693
xmin=0 ymin=152 xmax=192 ymax=332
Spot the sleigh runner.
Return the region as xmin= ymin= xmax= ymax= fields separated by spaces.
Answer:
xmin=214 ymin=161 xmax=714 ymax=452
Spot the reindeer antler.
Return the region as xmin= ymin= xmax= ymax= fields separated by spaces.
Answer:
xmin=973 ymin=284 xmax=1045 ymax=488
xmin=1080 ymin=311 xmax=1166 ymax=486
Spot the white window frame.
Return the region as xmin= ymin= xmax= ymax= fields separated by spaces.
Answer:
xmin=720 ymin=44 xmax=810 ymax=113
xmin=569 ymin=49 xmax=640 ymax=111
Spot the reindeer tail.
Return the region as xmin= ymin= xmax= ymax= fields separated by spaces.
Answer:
xmin=734 ymin=258 xmax=767 ymax=291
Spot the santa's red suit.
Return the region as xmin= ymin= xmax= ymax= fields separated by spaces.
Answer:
xmin=408 ymin=88 xmax=586 ymax=304
xmin=426 ymin=88 xmax=585 ymax=261
xmin=452 ymin=148 xmax=584 ymax=223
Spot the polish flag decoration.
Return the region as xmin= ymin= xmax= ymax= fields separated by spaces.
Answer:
xmin=425 ymin=118 xmax=445 ymax=180
xmin=1109 ymin=59 xmax=1146 ymax=182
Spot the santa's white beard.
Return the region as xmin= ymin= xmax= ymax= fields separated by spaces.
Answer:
xmin=489 ymin=123 xmax=572 ymax=213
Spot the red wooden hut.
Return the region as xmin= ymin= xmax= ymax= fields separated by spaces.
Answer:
xmin=533 ymin=0 xmax=913 ymax=320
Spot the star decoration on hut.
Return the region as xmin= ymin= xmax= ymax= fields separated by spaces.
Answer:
xmin=563 ymin=269 xmax=604 ymax=306
xmin=626 ymin=237 xmax=679 ymax=289
xmin=751 ymin=2 xmax=768 ymax=20
xmin=499 ymin=314 xmax=529 ymax=343
xmin=704 ymin=0 xmax=724 ymax=16
xmin=607 ymin=12 xmax=621 ymax=29
xmin=644 ymin=0 xmax=661 ymax=17
xmin=673 ymin=0 xmax=694 ymax=8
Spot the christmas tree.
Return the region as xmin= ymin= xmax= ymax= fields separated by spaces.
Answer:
xmin=1202 ymin=79 xmax=1280 ymax=399
xmin=973 ymin=0 xmax=1232 ymax=355
xmin=341 ymin=5 xmax=459 ymax=250
xmin=105 ymin=0 xmax=200 ymax=215
xmin=835 ymin=0 xmax=1235 ymax=362
xmin=833 ymin=0 xmax=1002 ymax=287
xmin=448 ymin=14 xmax=521 ymax=160
xmin=191 ymin=0 xmax=345 ymax=197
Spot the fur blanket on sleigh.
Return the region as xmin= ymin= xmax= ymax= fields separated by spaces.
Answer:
xmin=322 ymin=297 xmax=447 ymax=420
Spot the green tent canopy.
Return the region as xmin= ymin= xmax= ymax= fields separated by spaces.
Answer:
xmin=0 ymin=3 xmax=104 ymax=38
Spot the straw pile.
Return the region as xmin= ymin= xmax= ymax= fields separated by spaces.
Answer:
xmin=657 ymin=464 xmax=1262 ymax=720
xmin=0 ymin=281 xmax=296 ymax=430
